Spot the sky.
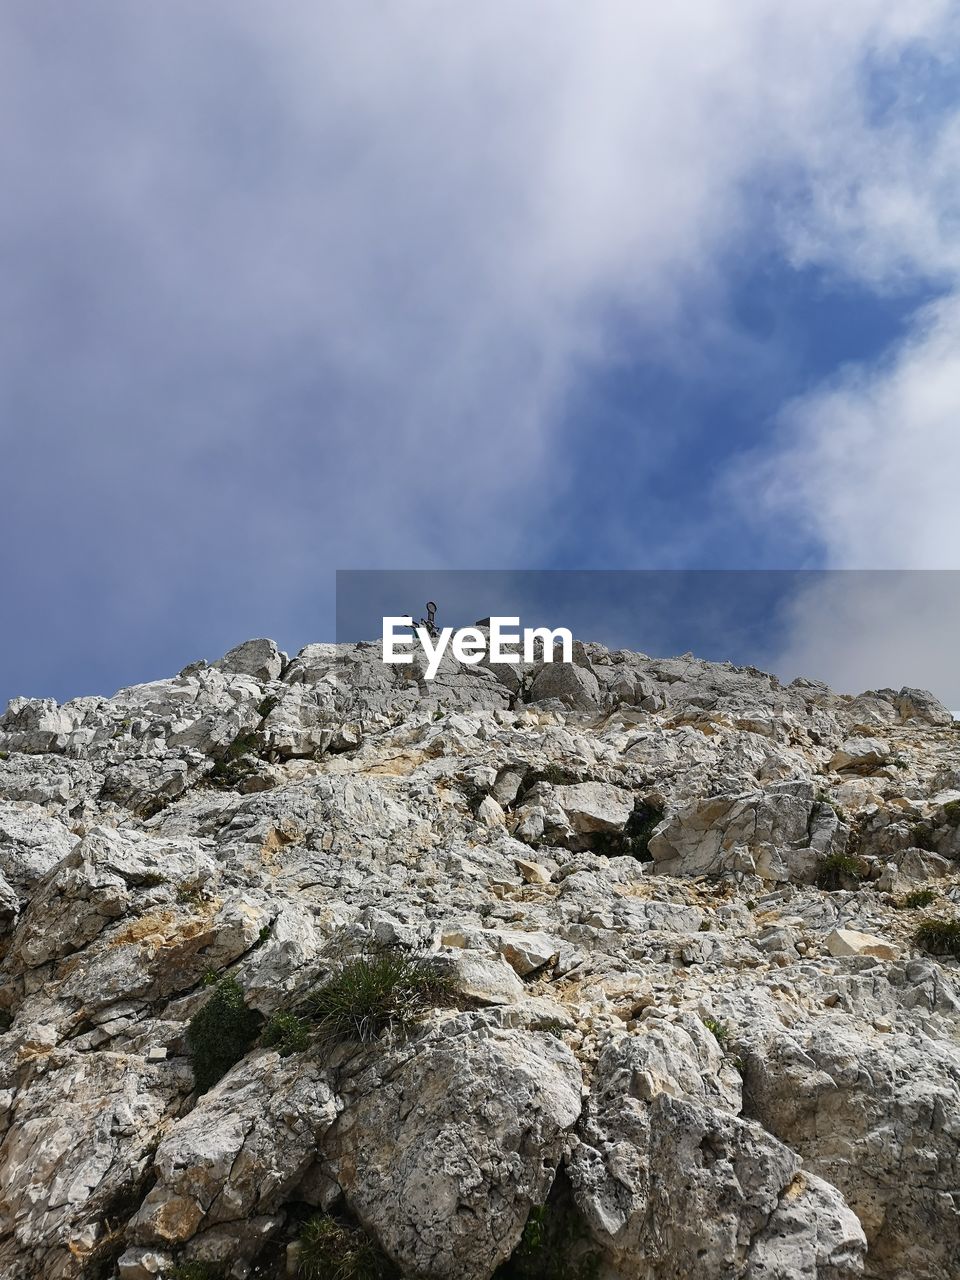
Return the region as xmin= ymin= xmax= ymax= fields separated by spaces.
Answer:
xmin=2 ymin=3 xmax=960 ymax=708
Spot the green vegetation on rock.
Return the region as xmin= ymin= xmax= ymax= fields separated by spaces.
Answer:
xmin=296 ymin=1214 xmax=396 ymax=1280
xmin=187 ymin=976 xmax=262 ymax=1092
xmin=308 ymin=948 xmax=455 ymax=1049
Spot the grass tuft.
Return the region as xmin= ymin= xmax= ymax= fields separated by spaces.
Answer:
xmin=170 ymin=1264 xmax=226 ymax=1280
xmin=307 ymin=948 xmax=455 ymax=1050
xmin=815 ymin=852 xmax=863 ymax=891
xmin=262 ymin=1009 xmax=309 ymax=1057
xmin=897 ymin=887 xmax=937 ymax=910
xmin=622 ymin=802 xmax=663 ymax=860
xmin=297 ymin=1214 xmax=396 ymax=1280
xmin=914 ymin=917 xmax=960 ymax=958
xmin=702 ymin=1016 xmax=731 ymax=1049
xmin=911 ymin=823 xmax=938 ymax=852
xmin=207 ymin=730 xmax=264 ymax=789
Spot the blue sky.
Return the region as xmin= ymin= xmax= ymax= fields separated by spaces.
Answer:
xmin=2 ymin=2 xmax=960 ymax=709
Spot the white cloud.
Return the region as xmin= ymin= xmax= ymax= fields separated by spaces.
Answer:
xmin=736 ymin=157 xmax=960 ymax=701
xmin=744 ymin=296 xmax=960 ymax=568
xmin=3 ymin=4 xmax=957 ymax=555
xmin=761 ymin=572 xmax=960 ymax=712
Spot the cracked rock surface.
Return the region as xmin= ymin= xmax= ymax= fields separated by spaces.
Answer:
xmin=1 ymin=636 xmax=959 ymax=1278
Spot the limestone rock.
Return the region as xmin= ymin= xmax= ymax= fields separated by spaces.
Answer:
xmin=569 ymin=1024 xmax=865 ymax=1279
xmin=513 ymin=856 xmax=554 ymax=884
xmin=528 ymin=662 xmax=601 ymax=714
xmin=1 ymin=636 xmax=959 ymax=1279
xmin=326 ymin=1023 xmax=583 ymax=1280
xmin=647 ymin=781 xmax=845 ymax=882
xmin=214 ymin=638 xmax=285 ymax=683
xmin=825 ymin=928 xmax=901 ymax=961
xmin=493 ymin=928 xmax=561 ymax=975
xmin=435 ymin=951 xmax=527 ymax=1004
xmin=131 ymin=1052 xmax=338 ymax=1245
xmin=895 ymin=687 xmax=953 ymax=726
xmin=830 ymin=738 xmax=891 ymax=772
xmin=476 ymin=795 xmax=506 ymax=827
xmin=0 ymin=1049 xmax=175 ymax=1277
xmin=740 ymin=1019 xmax=960 ymax=1279
xmin=552 ymin=782 xmax=635 ymax=834
xmin=0 ymin=800 xmax=79 ymax=900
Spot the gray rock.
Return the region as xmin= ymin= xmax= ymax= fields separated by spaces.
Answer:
xmin=1 ymin=636 xmax=958 ymax=1279
xmin=0 ymin=1048 xmax=175 ymax=1277
xmin=132 ymin=1052 xmax=338 ymax=1245
xmin=569 ymin=1024 xmax=865 ymax=1279
xmin=528 ymin=662 xmax=601 ymax=714
xmin=552 ymin=782 xmax=634 ymax=834
xmin=895 ymin=687 xmax=954 ymax=726
xmin=0 ymin=800 xmax=79 ymax=899
xmin=326 ymin=1024 xmax=583 ymax=1280
xmin=214 ymin=638 xmax=285 ymax=683
xmin=740 ymin=1020 xmax=960 ymax=1279
xmin=647 ymin=782 xmax=844 ymax=882
xmin=830 ymin=737 xmax=891 ymax=771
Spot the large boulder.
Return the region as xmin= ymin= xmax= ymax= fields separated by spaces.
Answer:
xmin=0 ymin=1046 xmax=174 ymax=1279
xmin=214 ymin=638 xmax=285 ymax=683
xmin=895 ymin=688 xmax=953 ymax=727
xmin=131 ymin=1052 xmax=338 ymax=1247
xmin=552 ymin=782 xmax=635 ymax=835
xmin=829 ymin=738 xmax=891 ymax=772
xmin=528 ymin=663 xmax=601 ymax=714
xmin=740 ymin=1019 xmax=960 ymax=1280
xmin=647 ymin=781 xmax=845 ymax=881
xmin=6 ymin=827 xmax=221 ymax=971
xmin=0 ymin=801 xmax=79 ymax=904
xmin=325 ymin=1021 xmax=583 ymax=1280
xmin=569 ymin=1021 xmax=865 ymax=1279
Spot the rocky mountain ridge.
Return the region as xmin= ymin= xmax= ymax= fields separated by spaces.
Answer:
xmin=1 ymin=636 xmax=959 ymax=1280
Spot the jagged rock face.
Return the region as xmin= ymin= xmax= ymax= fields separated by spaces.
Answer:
xmin=646 ymin=780 xmax=848 ymax=881
xmin=569 ymin=1021 xmax=866 ymax=1280
xmin=0 ymin=638 xmax=958 ymax=1279
xmin=131 ymin=1053 xmax=340 ymax=1248
xmin=740 ymin=1020 xmax=960 ymax=1280
xmin=325 ymin=1021 xmax=583 ymax=1280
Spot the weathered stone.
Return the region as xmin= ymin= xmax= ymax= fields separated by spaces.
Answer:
xmin=0 ymin=1050 xmax=174 ymax=1276
xmin=895 ymin=687 xmax=953 ymax=727
xmin=647 ymin=781 xmax=844 ymax=882
xmin=477 ymin=795 xmax=506 ymax=827
xmin=740 ymin=1019 xmax=960 ymax=1279
xmin=1 ymin=636 xmax=959 ymax=1280
xmin=569 ymin=1023 xmax=865 ymax=1279
xmin=826 ymin=928 xmax=901 ymax=961
xmin=131 ymin=1052 xmax=338 ymax=1245
xmin=528 ymin=662 xmax=601 ymax=714
xmin=552 ymin=782 xmax=634 ymax=834
xmin=830 ymin=737 xmax=891 ymax=771
xmin=513 ymin=856 xmax=553 ymax=884
xmin=494 ymin=928 xmax=561 ymax=975
xmin=326 ymin=1024 xmax=583 ymax=1280
xmin=214 ymin=638 xmax=285 ymax=683
xmin=435 ymin=951 xmax=526 ymax=1004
